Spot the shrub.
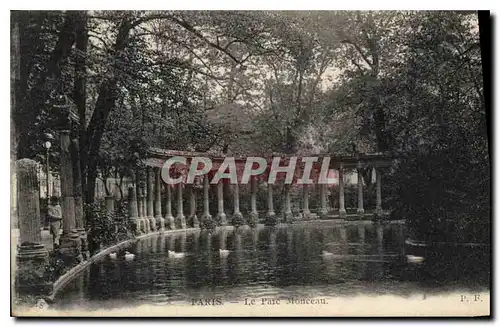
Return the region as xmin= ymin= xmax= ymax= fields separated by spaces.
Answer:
xmin=201 ymin=216 xmax=217 ymax=233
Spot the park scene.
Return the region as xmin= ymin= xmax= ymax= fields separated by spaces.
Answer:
xmin=10 ymin=11 xmax=489 ymax=315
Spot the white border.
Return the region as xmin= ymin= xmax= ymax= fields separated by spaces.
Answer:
xmin=1 ymin=2 xmax=498 ymax=326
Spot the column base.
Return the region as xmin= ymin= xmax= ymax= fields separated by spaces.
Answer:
xmin=149 ymin=217 xmax=157 ymax=231
xmin=176 ymin=214 xmax=186 ymax=229
xmin=357 ymin=209 xmax=365 ymax=215
xmin=339 ymin=209 xmax=347 ymax=218
xmin=165 ymin=215 xmax=175 ymax=230
xmin=302 ymin=210 xmax=312 ymax=220
xmin=318 ymin=208 xmax=328 ymax=218
xmin=283 ymin=211 xmax=294 ymax=223
xmin=190 ymin=215 xmax=200 ymax=228
xmin=130 ymin=218 xmax=140 ymax=235
xmin=232 ymin=211 xmax=245 ymax=227
xmin=137 ymin=218 xmax=145 ymax=234
xmin=264 ymin=211 xmax=277 ymax=226
xmin=249 ymin=211 xmax=259 ymax=227
xmin=201 ymin=213 xmax=213 ymax=230
xmin=217 ymin=212 xmax=227 ymax=226
xmin=59 ymin=230 xmax=83 ymax=263
xmin=16 ymin=243 xmax=50 ymax=294
xmin=155 ymin=216 xmax=165 ymax=231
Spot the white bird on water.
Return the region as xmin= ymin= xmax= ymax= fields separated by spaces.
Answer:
xmin=321 ymin=250 xmax=334 ymax=257
xmin=109 ymin=252 xmax=117 ymax=260
xmin=219 ymin=249 xmax=230 ymax=256
xmin=168 ymin=250 xmax=185 ymax=259
xmin=406 ymin=255 xmax=425 ymax=264
xmin=124 ymin=251 xmax=135 ymax=260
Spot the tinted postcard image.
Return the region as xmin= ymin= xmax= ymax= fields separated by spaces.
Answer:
xmin=10 ymin=10 xmax=490 ymax=317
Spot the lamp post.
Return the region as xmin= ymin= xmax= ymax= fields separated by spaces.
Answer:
xmin=43 ymin=134 xmax=53 ymax=230
xmin=43 ymin=135 xmax=53 ymax=199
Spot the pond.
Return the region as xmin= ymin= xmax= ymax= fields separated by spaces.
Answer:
xmin=53 ymin=222 xmax=490 ymax=311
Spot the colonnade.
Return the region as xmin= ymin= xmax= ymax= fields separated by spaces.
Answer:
xmin=127 ymin=163 xmax=386 ymax=232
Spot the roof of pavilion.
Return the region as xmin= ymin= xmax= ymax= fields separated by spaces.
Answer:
xmin=144 ymin=147 xmax=395 ymax=170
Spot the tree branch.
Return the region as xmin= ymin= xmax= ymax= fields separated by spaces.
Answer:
xmin=341 ymin=39 xmax=373 ymax=67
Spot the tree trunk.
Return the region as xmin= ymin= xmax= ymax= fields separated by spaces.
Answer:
xmin=73 ymin=11 xmax=89 ymax=201
xmin=82 ymin=18 xmax=132 ymax=203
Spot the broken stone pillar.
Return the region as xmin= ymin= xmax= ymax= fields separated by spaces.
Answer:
xmin=15 ymin=159 xmax=49 ymax=293
xmin=59 ymin=130 xmax=82 ymax=262
xmin=71 ymin=137 xmax=89 ymax=259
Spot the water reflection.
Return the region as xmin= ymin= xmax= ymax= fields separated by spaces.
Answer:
xmin=54 ymin=223 xmax=489 ymax=310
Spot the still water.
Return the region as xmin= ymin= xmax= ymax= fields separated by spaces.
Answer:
xmin=54 ymin=222 xmax=489 ymax=310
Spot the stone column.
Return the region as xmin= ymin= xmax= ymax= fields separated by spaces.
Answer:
xmin=357 ymin=163 xmax=365 ymax=215
xmin=283 ymin=184 xmax=293 ymax=222
xmin=140 ymin=188 xmax=149 ymax=233
xmin=249 ymin=176 xmax=259 ymax=225
xmin=127 ymin=186 xmax=140 ymax=234
xmin=319 ymin=183 xmax=328 ymax=217
xmin=164 ymin=184 xmax=175 ymax=229
xmin=202 ymin=175 xmax=212 ymax=225
xmin=252 ymin=228 xmax=259 ymax=249
xmin=338 ymin=165 xmax=346 ymax=218
xmin=358 ymin=225 xmax=366 ymax=243
xmin=105 ymin=196 xmax=115 ymax=213
xmin=135 ymin=170 xmax=142 ymax=218
xmin=58 ymin=130 xmax=82 ymax=261
xmin=216 ymin=182 xmax=227 ymax=226
xmin=146 ymin=167 xmax=156 ymax=231
xmin=105 ymin=195 xmax=116 ymax=236
xmin=154 ymin=168 xmax=164 ymax=231
xmin=266 ymin=183 xmax=275 ymax=219
xmin=15 ymin=159 xmax=49 ymax=291
xmin=142 ymin=186 xmax=150 ymax=232
xmin=189 ymin=185 xmax=199 ymax=228
xmin=302 ymin=184 xmax=311 ymax=220
xmin=376 ymin=167 xmax=382 ymax=215
xmin=135 ymin=171 xmax=145 ymax=232
xmin=71 ymin=137 xmax=88 ymax=259
xmin=377 ymin=224 xmax=384 ymax=248
xmin=180 ymin=232 xmax=187 ymax=252
xmin=176 ymin=182 xmax=186 ymax=229
xmin=232 ymin=182 xmax=244 ymax=225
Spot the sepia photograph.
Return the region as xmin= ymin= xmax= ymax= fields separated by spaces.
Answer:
xmin=10 ymin=9 xmax=490 ymax=317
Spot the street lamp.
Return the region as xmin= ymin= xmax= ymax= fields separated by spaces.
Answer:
xmin=43 ymin=134 xmax=54 ymax=199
